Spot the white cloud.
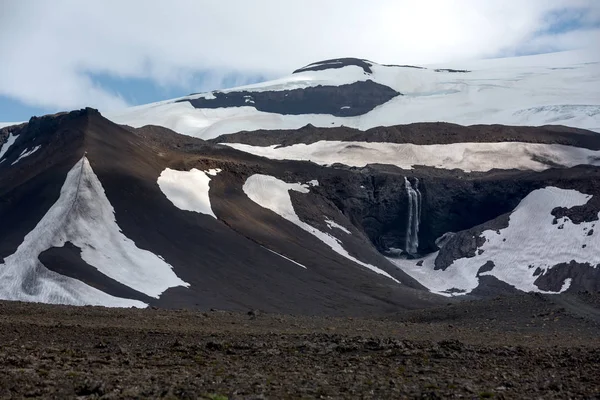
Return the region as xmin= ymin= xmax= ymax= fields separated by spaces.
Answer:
xmin=0 ymin=0 xmax=599 ymax=113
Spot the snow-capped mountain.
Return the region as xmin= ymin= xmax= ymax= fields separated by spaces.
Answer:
xmin=0 ymin=50 xmax=599 ymax=311
xmin=108 ymin=50 xmax=600 ymax=138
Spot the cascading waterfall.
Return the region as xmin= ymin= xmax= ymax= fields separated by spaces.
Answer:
xmin=404 ymin=177 xmax=422 ymax=255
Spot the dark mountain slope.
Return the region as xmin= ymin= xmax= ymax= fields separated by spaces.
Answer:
xmin=0 ymin=109 xmax=444 ymax=314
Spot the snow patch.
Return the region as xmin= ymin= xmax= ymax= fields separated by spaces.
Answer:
xmin=0 ymin=157 xmax=189 ymax=307
xmin=205 ymin=168 xmax=222 ymax=176
xmin=0 ymin=132 xmax=19 ymax=163
xmin=243 ymin=174 xmax=399 ymax=283
xmin=262 ymin=246 xmax=307 ymax=269
xmin=325 ymin=219 xmax=351 ymax=234
xmin=223 ymin=141 xmax=600 ymax=172
xmin=390 ymin=187 xmax=600 ymax=296
xmin=158 ymin=168 xmax=221 ymax=218
xmin=10 ymin=145 xmax=40 ymax=166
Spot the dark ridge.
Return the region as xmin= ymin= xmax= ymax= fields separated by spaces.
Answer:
xmin=179 ymin=80 xmax=400 ymax=117
xmin=534 ymin=261 xmax=600 ymax=292
xmin=0 ymin=108 xmax=98 ymax=165
xmin=435 ymin=68 xmax=471 ymax=73
xmin=293 ymin=58 xmax=374 ymax=74
xmin=211 ymin=122 xmax=600 ymax=150
xmin=39 ymin=242 xmax=153 ymax=304
xmin=469 ymin=275 xmax=520 ymax=297
xmin=382 ymin=64 xmax=426 ymax=69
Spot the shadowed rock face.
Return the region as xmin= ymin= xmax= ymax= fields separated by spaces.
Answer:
xmin=179 ymin=80 xmax=401 ymax=117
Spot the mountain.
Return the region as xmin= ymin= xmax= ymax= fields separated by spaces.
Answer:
xmin=0 ymin=50 xmax=599 ymax=312
xmin=107 ymin=50 xmax=600 ymax=138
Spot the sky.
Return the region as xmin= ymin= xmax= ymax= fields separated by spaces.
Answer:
xmin=1 ymin=0 xmax=599 ymax=122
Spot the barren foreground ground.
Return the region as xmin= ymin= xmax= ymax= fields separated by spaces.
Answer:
xmin=0 ymin=293 xmax=599 ymax=399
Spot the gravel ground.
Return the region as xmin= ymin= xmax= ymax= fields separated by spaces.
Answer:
xmin=0 ymin=293 xmax=599 ymax=399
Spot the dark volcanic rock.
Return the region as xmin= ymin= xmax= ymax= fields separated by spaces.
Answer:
xmin=435 ymin=68 xmax=471 ymax=73
xmin=382 ymin=64 xmax=426 ymax=69
xmin=469 ymin=275 xmax=521 ymax=297
xmin=534 ymin=261 xmax=600 ymax=292
xmin=434 ymin=213 xmax=510 ymax=271
xmin=293 ymin=57 xmax=374 ymax=74
xmin=179 ymin=80 xmax=401 ymax=117
xmin=477 ymin=261 xmax=495 ymax=276
xmin=552 ymin=196 xmax=600 ymax=224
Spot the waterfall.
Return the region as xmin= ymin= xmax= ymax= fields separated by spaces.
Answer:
xmin=404 ymin=177 xmax=422 ymax=255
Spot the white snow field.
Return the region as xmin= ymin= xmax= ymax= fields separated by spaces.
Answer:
xmin=243 ymin=174 xmax=399 ymax=283
xmin=0 ymin=157 xmax=189 ymax=307
xmin=158 ymin=168 xmax=221 ymax=218
xmin=106 ymin=50 xmax=600 ymax=139
xmin=10 ymin=145 xmax=41 ymax=166
xmin=390 ymin=187 xmax=600 ymax=296
xmin=0 ymin=132 xmax=19 ymax=162
xmin=224 ymin=141 xmax=600 ymax=172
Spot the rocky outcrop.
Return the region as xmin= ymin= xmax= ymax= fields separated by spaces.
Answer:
xmin=435 ymin=68 xmax=471 ymax=73
xmin=180 ymin=80 xmax=400 ymax=117
xmin=434 ymin=213 xmax=510 ymax=271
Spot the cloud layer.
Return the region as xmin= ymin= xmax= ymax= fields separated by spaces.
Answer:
xmin=1 ymin=0 xmax=599 ymax=113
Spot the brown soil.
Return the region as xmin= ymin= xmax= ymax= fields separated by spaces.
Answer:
xmin=1 ymin=292 xmax=599 ymax=399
